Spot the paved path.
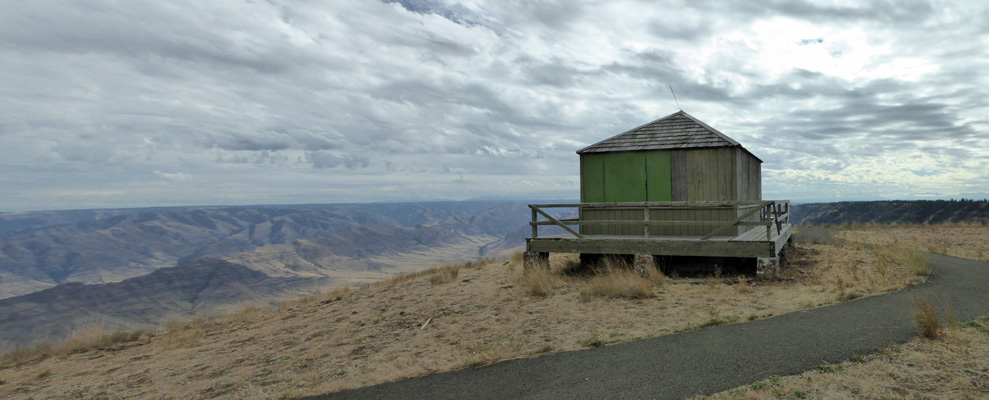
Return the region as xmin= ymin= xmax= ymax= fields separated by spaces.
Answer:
xmin=304 ymin=229 xmax=989 ymax=399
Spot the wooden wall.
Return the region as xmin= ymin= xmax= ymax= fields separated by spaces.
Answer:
xmin=578 ymin=146 xmax=763 ymax=237
xmin=736 ymin=148 xmax=761 ymax=201
xmin=580 ymin=206 xmax=742 ymax=237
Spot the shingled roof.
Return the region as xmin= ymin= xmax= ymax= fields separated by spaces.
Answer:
xmin=577 ymin=111 xmax=758 ymax=160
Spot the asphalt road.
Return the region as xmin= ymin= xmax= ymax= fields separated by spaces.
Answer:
xmin=303 ymin=228 xmax=989 ymax=399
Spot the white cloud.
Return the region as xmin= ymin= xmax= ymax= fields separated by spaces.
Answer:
xmin=0 ymin=0 xmax=987 ymax=211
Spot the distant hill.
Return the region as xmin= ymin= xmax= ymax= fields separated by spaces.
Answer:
xmin=0 ymin=201 xmax=514 ymax=299
xmin=0 ymin=201 xmax=539 ymax=349
xmin=792 ymin=200 xmax=989 ymax=226
xmin=0 ymin=258 xmax=324 ymax=349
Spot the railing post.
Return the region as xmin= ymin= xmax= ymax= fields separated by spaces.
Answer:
xmin=774 ymin=203 xmax=782 ymax=235
xmin=531 ymin=208 xmax=538 ymax=238
xmin=765 ymin=203 xmax=772 ymax=240
xmin=643 ymin=206 xmax=650 ymax=237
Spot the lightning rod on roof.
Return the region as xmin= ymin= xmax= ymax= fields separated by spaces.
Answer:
xmin=669 ymin=85 xmax=682 ymax=111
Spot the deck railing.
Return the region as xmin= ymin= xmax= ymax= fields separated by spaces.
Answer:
xmin=529 ymin=201 xmax=790 ymax=241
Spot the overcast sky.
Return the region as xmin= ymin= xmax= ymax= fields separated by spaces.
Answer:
xmin=2 ymin=0 xmax=987 ymax=212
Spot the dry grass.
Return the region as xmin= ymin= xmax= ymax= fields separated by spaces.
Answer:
xmin=703 ymin=315 xmax=989 ymax=400
xmin=838 ymin=222 xmax=989 ymax=262
xmin=428 ymin=265 xmax=460 ymax=285
xmin=912 ymin=297 xmax=942 ymax=339
xmin=60 ymin=324 xmax=148 ymax=355
xmin=578 ymin=258 xmax=660 ymax=301
xmin=517 ymin=266 xmax=562 ymax=297
xmin=0 ymin=243 xmax=930 ymax=399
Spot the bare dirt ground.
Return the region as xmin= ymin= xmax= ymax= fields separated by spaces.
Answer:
xmin=700 ymin=225 xmax=989 ymax=400
xmin=0 ymin=237 xmax=928 ymax=400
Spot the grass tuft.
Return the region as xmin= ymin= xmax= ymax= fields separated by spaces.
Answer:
xmin=61 ymin=325 xmax=146 ymax=354
xmin=0 ymin=342 xmax=55 ymax=366
xmin=912 ymin=296 xmax=941 ymax=339
xmin=517 ymin=266 xmax=561 ymax=297
xmin=428 ymin=265 xmax=460 ymax=285
xmin=579 ymin=265 xmax=656 ymax=301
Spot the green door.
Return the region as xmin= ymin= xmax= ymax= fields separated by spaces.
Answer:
xmin=580 ymin=151 xmax=672 ymax=202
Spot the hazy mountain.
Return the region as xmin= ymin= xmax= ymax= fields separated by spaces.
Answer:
xmin=0 ymin=201 xmax=537 ymax=349
xmin=0 ymin=201 xmax=513 ymax=299
xmin=0 ymin=258 xmax=326 ymax=349
xmin=792 ymin=200 xmax=989 ymax=226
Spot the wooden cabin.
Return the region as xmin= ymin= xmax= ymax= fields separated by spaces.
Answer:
xmin=525 ymin=111 xmax=793 ymax=279
xmin=576 ymin=111 xmax=764 ymax=237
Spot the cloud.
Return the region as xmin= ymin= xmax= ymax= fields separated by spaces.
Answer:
xmin=306 ymin=152 xmax=372 ymax=169
xmin=0 ymin=0 xmax=987 ymax=211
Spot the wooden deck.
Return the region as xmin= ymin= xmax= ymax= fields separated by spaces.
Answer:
xmin=526 ymin=223 xmax=792 ymax=259
xmin=524 ymin=201 xmax=793 ymax=278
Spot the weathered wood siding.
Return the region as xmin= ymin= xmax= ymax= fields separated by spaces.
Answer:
xmin=579 ymin=145 xmax=762 ymax=238
xmin=671 ymin=150 xmax=688 ymax=201
xmin=736 ymin=148 xmax=761 ymax=201
xmin=683 ymin=148 xmax=737 ymax=202
xmin=581 ymin=206 xmax=741 ymax=237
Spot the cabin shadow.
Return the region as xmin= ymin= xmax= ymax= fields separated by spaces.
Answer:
xmin=572 ymin=253 xmax=756 ymax=278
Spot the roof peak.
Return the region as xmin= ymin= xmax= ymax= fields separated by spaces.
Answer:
xmin=576 ymin=111 xmax=750 ymax=156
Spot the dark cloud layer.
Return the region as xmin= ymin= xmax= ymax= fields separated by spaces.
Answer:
xmin=0 ymin=0 xmax=987 ymax=211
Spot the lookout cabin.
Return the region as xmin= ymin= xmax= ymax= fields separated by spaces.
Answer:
xmin=525 ymin=111 xmax=793 ymax=278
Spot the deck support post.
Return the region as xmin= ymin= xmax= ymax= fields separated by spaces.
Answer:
xmin=523 ymin=251 xmax=549 ymax=271
xmin=756 ymin=256 xmax=780 ymax=280
xmin=633 ymin=254 xmax=656 ymax=277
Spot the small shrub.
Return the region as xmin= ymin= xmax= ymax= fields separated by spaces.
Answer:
xmin=698 ymin=315 xmax=741 ymax=329
xmin=794 ymin=389 xmax=807 ymax=398
xmin=750 ymin=380 xmax=767 ymax=389
xmin=580 ymin=337 xmax=605 ymax=348
xmin=913 ymin=296 xmax=941 ymax=339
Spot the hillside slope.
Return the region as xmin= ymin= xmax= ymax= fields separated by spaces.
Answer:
xmin=0 ymin=202 xmax=536 ymax=349
xmin=0 ymin=258 xmax=323 ymax=349
xmin=0 ymin=201 xmax=517 ymax=299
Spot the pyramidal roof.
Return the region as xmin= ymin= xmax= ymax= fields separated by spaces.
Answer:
xmin=577 ymin=111 xmax=753 ymax=158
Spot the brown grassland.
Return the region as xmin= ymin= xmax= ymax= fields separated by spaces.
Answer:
xmin=0 ymin=225 xmax=981 ymax=399
xmin=700 ymin=224 xmax=989 ymax=400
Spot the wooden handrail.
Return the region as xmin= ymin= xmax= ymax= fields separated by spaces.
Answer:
xmin=529 ymin=205 xmax=585 ymax=239
xmin=528 ymin=201 xmax=790 ymax=240
xmin=700 ymin=201 xmax=773 ymax=240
